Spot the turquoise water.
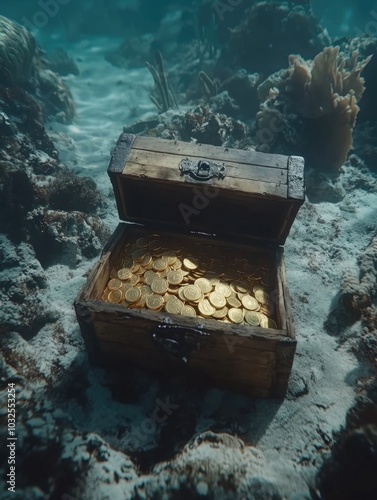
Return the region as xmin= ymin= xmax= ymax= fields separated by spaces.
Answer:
xmin=1 ymin=0 xmax=377 ymax=39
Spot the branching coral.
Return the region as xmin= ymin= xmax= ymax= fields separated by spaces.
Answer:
xmin=287 ymin=46 xmax=371 ymax=119
xmin=146 ymin=50 xmax=178 ymax=113
xmin=256 ymin=46 xmax=372 ymax=172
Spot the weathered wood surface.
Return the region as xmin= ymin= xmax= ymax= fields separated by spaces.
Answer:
xmin=125 ymin=150 xmax=288 ymax=185
xmin=133 ymin=135 xmax=289 ymax=170
xmin=98 ymin=343 xmax=272 ymax=398
xmin=121 ymin=162 xmax=288 ymax=199
xmin=273 ymin=341 xmax=297 ymax=398
xmin=278 ymin=254 xmax=295 ymax=340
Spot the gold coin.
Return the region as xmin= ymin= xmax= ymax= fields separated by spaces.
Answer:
xmin=171 ymin=259 xmax=182 ymax=270
xmin=108 ymin=278 xmax=122 ymax=291
xmin=206 ymin=275 xmax=220 ymax=286
xmin=121 ymin=258 xmax=133 ymax=269
xmin=183 ymin=257 xmax=199 ymax=270
xmin=129 ymin=274 xmax=140 ymax=286
xmin=234 ymin=280 xmax=249 ymax=293
xmin=259 ymin=315 xmax=277 ymax=329
xmin=140 ymin=253 xmax=152 ymax=267
xmin=149 ymin=239 xmax=161 ymax=251
xmin=178 ymin=286 xmax=187 ymax=301
xmin=165 ymin=297 xmax=184 ymax=315
xmin=181 ymin=305 xmax=196 ymax=317
xmin=108 ymin=289 xmax=122 ymax=303
xmin=198 ymin=299 xmax=215 ymax=317
xmin=125 ymin=287 xmax=142 ymax=303
xmin=101 ymin=289 xmax=110 ymax=302
xmin=157 ymin=269 xmax=169 ymax=278
xmin=140 ymin=285 xmax=152 ymax=297
xmin=146 ymin=294 xmax=164 ymax=310
xmin=153 ymin=258 xmax=168 ymax=272
xmin=215 ymin=282 xmax=232 ymax=298
xmin=167 ymin=270 xmax=184 ymax=285
xmin=133 ymin=296 xmax=146 ymax=308
xmin=151 ymin=277 xmax=168 ymax=295
xmin=136 ymin=236 xmax=150 ymax=248
xmin=132 ymin=249 xmax=145 ymax=262
xmin=131 ymin=262 xmax=140 ymax=273
xmin=183 ymin=284 xmax=202 ymax=302
xmin=161 ymin=251 xmax=177 ymax=265
xmin=144 ymin=270 xmax=157 ymax=286
xmin=195 ymin=278 xmax=212 ymax=294
xmin=241 ymin=294 xmax=259 ymax=311
xmin=260 ymin=302 xmax=274 ymax=315
xmin=209 ymin=291 xmax=226 ymax=309
xmin=255 ymin=290 xmax=270 ymax=304
xmin=117 ymin=267 xmax=132 ymax=280
xmin=253 ymin=285 xmax=267 ymax=294
xmin=227 ymin=296 xmax=242 ymax=308
xmin=244 ymin=311 xmax=260 ymax=326
xmin=228 ymin=307 xmax=244 ymax=324
xmin=213 ymin=306 xmax=228 ymax=319
xmin=121 ymin=282 xmax=133 ymax=295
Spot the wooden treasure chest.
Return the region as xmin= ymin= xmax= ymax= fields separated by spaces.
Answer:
xmin=74 ymin=133 xmax=305 ymax=398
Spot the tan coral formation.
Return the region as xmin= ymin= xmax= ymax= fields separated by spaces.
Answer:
xmin=0 ymin=15 xmax=36 ymax=84
xmin=257 ymin=46 xmax=372 ymax=172
xmin=288 ymin=46 xmax=371 ymax=119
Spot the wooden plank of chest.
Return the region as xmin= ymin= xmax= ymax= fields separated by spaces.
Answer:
xmin=133 ymin=136 xmax=288 ymax=169
xmin=125 ymin=150 xmax=287 ymax=185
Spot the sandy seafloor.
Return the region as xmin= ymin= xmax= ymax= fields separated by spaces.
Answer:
xmin=4 ymin=34 xmax=377 ymax=499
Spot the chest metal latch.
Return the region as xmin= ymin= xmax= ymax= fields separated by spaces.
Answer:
xmin=179 ymin=158 xmax=226 ymax=182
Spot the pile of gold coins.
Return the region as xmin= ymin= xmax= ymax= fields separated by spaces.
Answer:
xmin=101 ymin=233 xmax=278 ymax=329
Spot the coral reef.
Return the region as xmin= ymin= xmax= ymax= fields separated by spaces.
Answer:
xmin=179 ymin=105 xmax=247 ymax=146
xmin=0 ymin=15 xmax=36 ymax=85
xmin=146 ymin=50 xmax=178 ymax=113
xmin=0 ymin=17 xmax=106 ymax=271
xmin=47 ymin=169 xmax=104 ymax=214
xmin=0 ymin=235 xmax=55 ymax=337
xmin=255 ymin=45 xmax=371 ymax=173
xmin=221 ymin=1 xmax=330 ymax=75
xmin=26 ymin=209 xmax=110 ymax=267
xmin=135 ymin=431 xmax=282 ymax=499
xmin=0 ymin=16 xmax=75 ymax=123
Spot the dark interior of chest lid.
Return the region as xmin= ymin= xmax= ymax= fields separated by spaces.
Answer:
xmin=118 ymin=179 xmax=294 ymax=244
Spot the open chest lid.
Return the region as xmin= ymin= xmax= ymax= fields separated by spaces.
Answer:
xmin=108 ymin=133 xmax=305 ymax=246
